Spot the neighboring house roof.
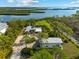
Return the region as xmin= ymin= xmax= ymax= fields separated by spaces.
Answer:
xmin=25 ymin=26 xmax=42 ymax=32
xmin=25 ymin=26 xmax=32 ymax=32
xmin=41 ymin=37 xmax=63 ymax=44
xmin=0 ymin=23 xmax=8 ymax=34
xmin=33 ymin=27 xmax=42 ymax=32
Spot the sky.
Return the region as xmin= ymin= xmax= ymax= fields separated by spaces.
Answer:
xmin=0 ymin=0 xmax=79 ymax=7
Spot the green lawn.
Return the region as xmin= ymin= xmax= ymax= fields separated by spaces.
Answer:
xmin=63 ymin=42 xmax=79 ymax=59
xmin=35 ymin=20 xmax=52 ymax=31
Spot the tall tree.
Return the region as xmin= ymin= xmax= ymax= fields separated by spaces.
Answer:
xmin=31 ymin=49 xmax=53 ymax=59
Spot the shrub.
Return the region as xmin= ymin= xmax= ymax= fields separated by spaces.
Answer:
xmin=24 ymin=35 xmax=36 ymax=43
xmin=64 ymin=40 xmax=68 ymax=43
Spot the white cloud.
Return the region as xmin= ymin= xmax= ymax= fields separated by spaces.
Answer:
xmin=8 ymin=0 xmax=14 ymax=3
xmin=71 ymin=0 xmax=79 ymax=4
xmin=7 ymin=0 xmax=39 ymax=6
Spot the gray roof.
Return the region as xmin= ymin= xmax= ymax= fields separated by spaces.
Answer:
xmin=41 ymin=37 xmax=63 ymax=43
xmin=0 ymin=23 xmax=8 ymax=31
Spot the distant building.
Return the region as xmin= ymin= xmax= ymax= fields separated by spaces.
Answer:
xmin=39 ymin=37 xmax=63 ymax=49
xmin=33 ymin=27 xmax=42 ymax=33
xmin=25 ymin=26 xmax=32 ymax=32
xmin=0 ymin=23 xmax=8 ymax=34
xmin=25 ymin=26 xmax=42 ymax=33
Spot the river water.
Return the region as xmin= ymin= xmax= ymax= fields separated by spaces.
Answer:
xmin=0 ymin=9 xmax=77 ymax=21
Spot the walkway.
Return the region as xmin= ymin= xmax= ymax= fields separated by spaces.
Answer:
xmin=10 ymin=35 xmax=26 ymax=59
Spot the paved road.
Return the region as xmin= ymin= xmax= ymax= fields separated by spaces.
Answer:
xmin=10 ymin=35 xmax=26 ymax=59
xmin=60 ymin=30 xmax=79 ymax=46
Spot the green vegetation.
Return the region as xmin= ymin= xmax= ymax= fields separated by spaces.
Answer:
xmin=63 ymin=42 xmax=79 ymax=59
xmin=31 ymin=49 xmax=53 ymax=59
xmin=38 ymin=32 xmax=48 ymax=38
xmin=0 ymin=18 xmax=76 ymax=59
xmin=0 ymin=20 xmax=28 ymax=59
xmin=57 ymin=22 xmax=73 ymax=35
xmin=21 ymin=47 xmax=68 ymax=59
xmin=24 ymin=35 xmax=36 ymax=43
xmin=49 ymin=19 xmax=73 ymax=36
xmin=0 ymin=11 xmax=79 ymax=59
xmin=0 ymin=8 xmax=44 ymax=15
xmin=0 ymin=35 xmax=12 ymax=59
xmin=35 ymin=20 xmax=52 ymax=31
xmin=21 ymin=48 xmax=34 ymax=58
xmin=75 ymin=56 xmax=79 ymax=59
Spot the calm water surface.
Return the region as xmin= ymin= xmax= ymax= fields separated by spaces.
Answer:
xmin=0 ymin=10 xmax=77 ymax=21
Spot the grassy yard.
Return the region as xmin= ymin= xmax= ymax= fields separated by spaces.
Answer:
xmin=63 ymin=42 xmax=79 ymax=59
xmin=35 ymin=20 xmax=52 ymax=31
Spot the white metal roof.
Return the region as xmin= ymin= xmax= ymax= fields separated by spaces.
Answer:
xmin=0 ymin=23 xmax=8 ymax=31
xmin=33 ymin=27 xmax=42 ymax=32
xmin=25 ymin=26 xmax=42 ymax=32
xmin=41 ymin=37 xmax=63 ymax=43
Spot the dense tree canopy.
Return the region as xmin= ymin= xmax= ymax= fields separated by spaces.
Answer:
xmin=0 ymin=35 xmax=12 ymax=59
xmin=31 ymin=49 xmax=52 ymax=59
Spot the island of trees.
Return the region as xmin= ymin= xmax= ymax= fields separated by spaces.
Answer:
xmin=0 ymin=7 xmax=45 ymax=15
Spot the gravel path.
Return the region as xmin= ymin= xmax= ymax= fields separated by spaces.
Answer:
xmin=10 ymin=35 xmax=26 ymax=59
